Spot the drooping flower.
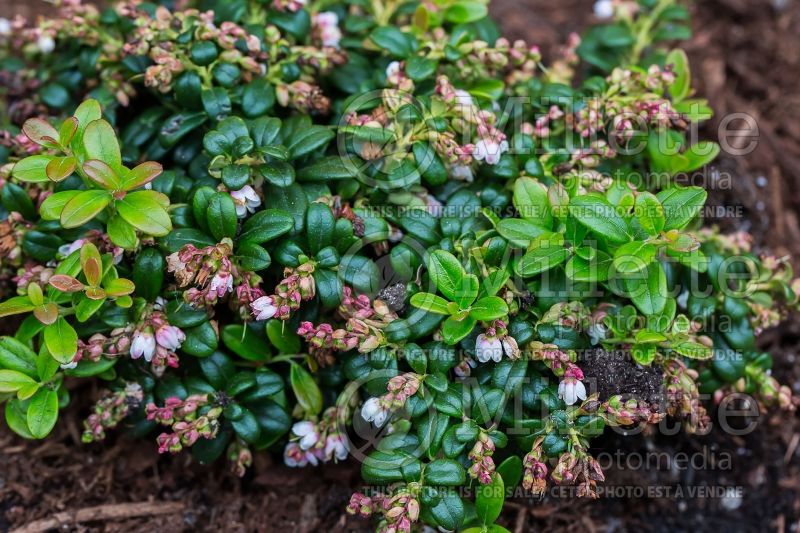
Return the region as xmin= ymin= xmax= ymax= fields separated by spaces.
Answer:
xmin=593 ymin=0 xmax=614 ymax=19
xmin=230 ymin=185 xmax=261 ymax=217
xmin=475 ymin=333 xmax=503 ymax=363
xmin=475 ymin=321 xmax=518 ymax=363
xmin=450 ymin=164 xmax=474 ymax=182
xmin=130 ymin=331 xmax=156 ymax=362
xmin=454 ymin=89 xmax=474 ymax=108
xmin=473 ymin=138 xmax=509 ymax=165
xmin=208 ymin=271 xmax=234 ymax=297
xmin=385 ymin=61 xmax=401 ymax=79
xmin=324 ymin=432 xmax=349 ymax=461
xmin=558 ymin=364 xmax=587 ymax=406
xmin=37 ymin=34 xmax=55 ymax=54
xmin=361 ymin=397 xmax=389 ymax=427
xmin=284 ymin=441 xmax=320 ymax=467
xmin=314 ymin=12 xmax=342 ymax=48
xmin=501 ymin=336 xmax=520 ymax=359
xmin=251 ymin=295 xmax=278 ymax=321
xmin=587 ymin=322 xmax=607 ymax=345
xmin=58 ymin=239 xmax=86 ymax=258
xmin=155 ymin=325 xmax=186 ymax=351
xmin=292 ymin=420 xmax=321 ymax=450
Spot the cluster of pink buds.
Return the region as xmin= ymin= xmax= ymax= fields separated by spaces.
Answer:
xmin=749 ymin=301 xmax=783 ymax=336
xmin=664 ymin=359 xmax=710 ymax=434
xmin=527 ymin=341 xmax=574 ymax=375
xmin=146 ymin=394 xmax=222 ymax=454
xmin=272 ymin=0 xmax=306 ymax=12
xmin=601 ymin=395 xmax=665 ymax=426
xmin=347 ymin=483 xmax=420 ymax=533
xmin=0 ymin=130 xmax=42 ymax=156
xmin=144 ymin=47 xmax=183 ymax=93
xmin=729 ymin=371 xmax=794 ymax=411
xmin=376 ymin=489 xmax=420 ymax=533
xmin=468 ymin=432 xmax=496 ymax=484
xmin=64 ymin=329 xmax=134 ymax=369
xmin=13 ymin=263 xmax=53 ymax=292
xmin=0 ymin=213 xmax=25 ymax=264
xmin=570 ymin=140 xmax=615 ymax=168
xmin=276 ymin=80 xmax=331 ymax=114
xmin=346 ymin=491 xmax=379 ymax=518
xmin=227 ymin=440 xmax=253 ymax=477
xmin=167 ymin=241 xmax=238 ymax=307
xmin=644 ymin=64 xmax=677 ymax=92
xmin=551 ymin=448 xmax=605 ymax=498
xmin=360 ymin=373 xmax=421 ymax=427
xmin=532 ymin=105 xmax=565 ymax=138
xmin=454 ymin=37 xmax=541 ymax=83
xmin=124 ymin=7 xmax=265 ymax=93
xmin=547 ymin=32 xmax=581 ymax=84
xmin=296 ymin=287 xmax=397 ymax=355
xmin=312 ymin=11 xmax=342 ymax=49
xmin=434 ymin=75 xmax=509 ymax=166
xmin=347 ymin=487 xmax=421 ymax=533
xmin=297 ymin=321 xmax=365 ymax=354
xmin=474 ymin=320 xmax=519 ymax=363
xmin=283 ymin=405 xmax=350 ymax=467
xmin=250 ymin=262 xmax=315 ymax=321
xmin=522 ymin=437 xmax=548 ymax=496
xmin=82 ymin=383 xmax=144 ymax=443
xmin=572 ymin=98 xmax=603 ymax=138
xmin=384 ymin=61 xmax=414 ymax=92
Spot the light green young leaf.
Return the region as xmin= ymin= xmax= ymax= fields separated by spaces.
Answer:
xmin=469 ymin=296 xmax=509 ymax=322
xmin=0 ymin=369 xmax=37 ymax=393
xmin=82 ymin=118 xmax=122 ymax=172
xmin=116 ymin=190 xmax=173 ymax=236
xmin=11 ymin=155 xmax=53 ymax=183
xmin=410 ymin=292 xmax=451 ymax=315
xmin=60 ymin=190 xmax=112 ymax=228
xmin=0 ymin=296 xmax=35 ymax=318
xmin=40 ymin=190 xmax=80 ymax=220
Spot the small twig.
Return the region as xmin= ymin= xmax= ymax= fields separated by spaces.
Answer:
xmin=513 ymin=505 xmax=527 ymax=533
xmin=11 ymin=501 xmax=186 ymax=533
xmin=783 ymin=433 xmax=799 ymax=465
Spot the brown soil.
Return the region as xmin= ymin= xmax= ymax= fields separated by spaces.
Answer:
xmin=2 ymin=1 xmax=800 ymax=532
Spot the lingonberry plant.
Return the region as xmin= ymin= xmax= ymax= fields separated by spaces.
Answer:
xmin=0 ymin=0 xmax=797 ymax=530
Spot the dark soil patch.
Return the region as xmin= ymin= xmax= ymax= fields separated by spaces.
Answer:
xmin=1 ymin=0 xmax=799 ymax=532
xmin=580 ymin=347 xmax=665 ymax=407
